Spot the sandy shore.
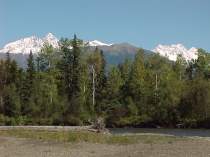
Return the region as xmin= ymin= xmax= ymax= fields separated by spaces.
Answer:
xmin=0 ymin=136 xmax=210 ymax=157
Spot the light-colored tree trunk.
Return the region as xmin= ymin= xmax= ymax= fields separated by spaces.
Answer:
xmin=155 ymin=73 xmax=158 ymax=90
xmin=0 ymin=96 xmax=3 ymax=107
xmin=92 ymin=65 xmax=96 ymax=110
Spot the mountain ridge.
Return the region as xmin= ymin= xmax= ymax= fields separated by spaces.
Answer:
xmin=0 ymin=33 xmax=199 ymax=64
xmin=0 ymin=33 xmax=113 ymax=54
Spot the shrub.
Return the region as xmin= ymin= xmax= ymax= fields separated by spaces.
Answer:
xmin=0 ymin=114 xmax=5 ymax=125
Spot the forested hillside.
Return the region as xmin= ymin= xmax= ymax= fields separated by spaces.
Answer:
xmin=0 ymin=35 xmax=210 ymax=128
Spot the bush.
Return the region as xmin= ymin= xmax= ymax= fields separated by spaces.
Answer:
xmin=182 ymin=119 xmax=197 ymax=128
xmin=37 ymin=118 xmax=53 ymax=125
xmin=197 ymin=118 xmax=210 ymax=128
xmin=64 ymin=116 xmax=83 ymax=126
xmin=15 ymin=116 xmax=28 ymax=125
xmin=0 ymin=114 xmax=5 ymax=125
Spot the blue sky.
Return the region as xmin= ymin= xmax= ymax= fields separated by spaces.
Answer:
xmin=1 ymin=0 xmax=210 ymax=51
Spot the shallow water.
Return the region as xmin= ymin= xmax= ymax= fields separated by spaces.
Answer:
xmin=109 ymin=128 xmax=210 ymax=137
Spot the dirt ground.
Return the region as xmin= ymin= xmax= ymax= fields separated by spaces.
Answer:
xmin=0 ymin=136 xmax=210 ymax=157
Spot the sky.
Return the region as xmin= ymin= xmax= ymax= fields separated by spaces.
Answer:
xmin=0 ymin=0 xmax=210 ymax=51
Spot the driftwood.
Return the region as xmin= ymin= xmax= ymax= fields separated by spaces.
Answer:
xmin=91 ymin=117 xmax=109 ymax=134
xmin=0 ymin=117 xmax=110 ymax=134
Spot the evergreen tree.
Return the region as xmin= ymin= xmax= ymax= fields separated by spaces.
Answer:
xmin=194 ymin=49 xmax=210 ymax=79
xmin=3 ymin=84 xmax=21 ymax=117
xmin=21 ymin=51 xmax=36 ymax=117
xmin=118 ymin=58 xmax=131 ymax=84
xmin=104 ymin=66 xmax=124 ymax=126
xmin=127 ymin=49 xmax=146 ymax=118
xmin=60 ymin=35 xmax=84 ymax=125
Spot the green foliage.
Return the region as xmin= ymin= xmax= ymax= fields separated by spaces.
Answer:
xmin=128 ymin=49 xmax=146 ymax=99
xmin=0 ymin=37 xmax=210 ymax=128
xmin=21 ymin=51 xmax=36 ymax=116
xmin=3 ymin=84 xmax=21 ymax=117
xmin=37 ymin=42 xmax=58 ymax=71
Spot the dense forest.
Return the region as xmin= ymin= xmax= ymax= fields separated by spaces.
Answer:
xmin=0 ymin=35 xmax=210 ymax=128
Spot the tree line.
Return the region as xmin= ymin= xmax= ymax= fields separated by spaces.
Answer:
xmin=0 ymin=35 xmax=210 ymax=128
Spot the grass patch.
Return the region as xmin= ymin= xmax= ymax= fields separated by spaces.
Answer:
xmin=0 ymin=129 xmax=186 ymax=145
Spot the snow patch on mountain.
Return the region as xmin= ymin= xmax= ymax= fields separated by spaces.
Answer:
xmin=153 ymin=44 xmax=198 ymax=61
xmin=87 ymin=40 xmax=112 ymax=47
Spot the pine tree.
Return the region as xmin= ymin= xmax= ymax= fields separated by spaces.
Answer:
xmin=127 ymin=49 xmax=146 ymax=115
xmin=194 ymin=49 xmax=210 ymax=79
xmin=118 ymin=58 xmax=131 ymax=84
xmin=104 ymin=66 xmax=124 ymax=126
xmin=60 ymin=35 xmax=84 ymax=125
xmin=21 ymin=51 xmax=36 ymax=116
xmin=3 ymin=84 xmax=21 ymax=117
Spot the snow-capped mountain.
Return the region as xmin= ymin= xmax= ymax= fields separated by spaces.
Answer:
xmin=0 ymin=34 xmax=153 ymax=67
xmin=0 ymin=33 xmax=59 ymax=54
xmin=0 ymin=33 xmax=199 ymax=64
xmin=153 ymin=44 xmax=198 ymax=61
xmin=0 ymin=33 xmax=112 ymax=54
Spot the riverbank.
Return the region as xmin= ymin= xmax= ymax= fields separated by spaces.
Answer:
xmin=0 ymin=129 xmax=210 ymax=157
xmin=0 ymin=125 xmax=93 ymax=131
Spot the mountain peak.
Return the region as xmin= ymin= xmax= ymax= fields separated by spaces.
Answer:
xmin=43 ymin=33 xmax=59 ymax=48
xmin=45 ymin=32 xmax=54 ymax=38
xmin=44 ymin=33 xmax=57 ymax=41
xmin=153 ymin=44 xmax=198 ymax=61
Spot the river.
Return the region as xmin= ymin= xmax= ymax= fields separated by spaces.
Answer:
xmin=109 ymin=128 xmax=210 ymax=138
xmin=1 ymin=126 xmax=210 ymax=138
